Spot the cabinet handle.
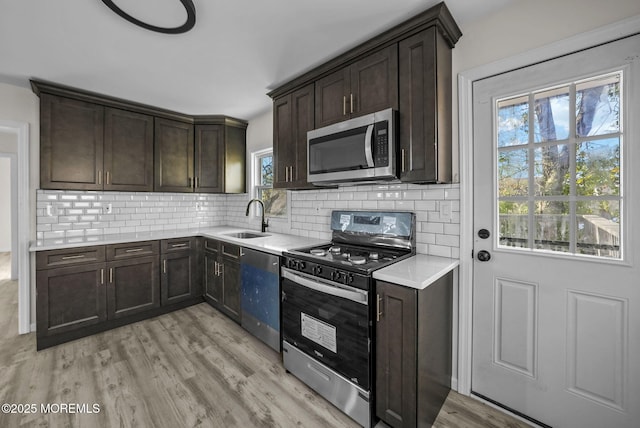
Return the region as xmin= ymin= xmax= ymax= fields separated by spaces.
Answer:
xmin=285 ymin=166 xmax=289 ymax=182
xmin=350 ymin=93 xmax=354 ymax=114
xmin=376 ymin=294 xmax=383 ymax=322
xmin=125 ymin=248 xmax=144 ymax=253
xmin=401 ymin=149 xmax=406 ymax=173
xmin=106 ymin=171 xmax=110 ymax=185
xmin=109 ymin=267 xmax=113 ymax=284
xmin=343 ymin=96 xmax=346 ymax=116
xmin=171 ymin=243 xmax=187 ymax=248
xmin=163 ymin=259 xmax=167 ymax=274
xmin=188 ymin=177 xmax=193 ymax=188
xmin=101 ymin=268 xmax=104 ymax=285
xmin=195 ymin=176 xmax=199 ymax=189
xmin=62 ymin=254 xmax=85 ymax=260
xmin=98 ymin=171 xmax=102 ymax=185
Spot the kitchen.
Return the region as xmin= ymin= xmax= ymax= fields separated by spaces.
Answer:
xmin=1 ymin=1 xmax=639 ymax=427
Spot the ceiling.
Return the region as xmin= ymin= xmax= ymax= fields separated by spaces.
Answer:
xmin=0 ymin=0 xmax=517 ymax=120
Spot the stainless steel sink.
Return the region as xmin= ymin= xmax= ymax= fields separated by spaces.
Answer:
xmin=223 ymin=231 xmax=270 ymax=239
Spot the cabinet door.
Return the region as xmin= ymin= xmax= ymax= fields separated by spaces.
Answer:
xmin=315 ymin=67 xmax=350 ymax=128
xmin=375 ymin=281 xmax=417 ymax=428
xmin=223 ymin=125 xmax=247 ymax=194
xmin=399 ymin=27 xmax=452 ymax=183
xmin=203 ymin=249 xmax=222 ymax=306
xmin=161 ymin=250 xmax=197 ymax=305
xmin=194 ymin=124 xmax=223 ymax=193
xmin=40 ymin=94 xmax=104 ymax=190
xmin=221 ymin=259 xmax=241 ymax=323
xmin=291 ymin=84 xmax=315 ymax=188
xmin=273 ymin=94 xmax=294 ymax=188
xmin=273 ymin=84 xmax=315 ymax=189
xmin=350 ymin=45 xmax=399 ymax=118
xmin=154 ymin=118 xmax=195 ymax=192
xmin=36 ymin=263 xmax=107 ymax=338
xmin=107 ymin=256 xmax=159 ymax=319
xmin=104 ymin=108 xmax=154 ymax=192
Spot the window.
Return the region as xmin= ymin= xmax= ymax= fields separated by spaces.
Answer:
xmin=254 ymin=150 xmax=287 ymax=217
xmin=496 ymin=71 xmax=622 ymax=259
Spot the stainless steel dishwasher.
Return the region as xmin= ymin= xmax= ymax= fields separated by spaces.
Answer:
xmin=240 ymin=248 xmax=280 ymax=351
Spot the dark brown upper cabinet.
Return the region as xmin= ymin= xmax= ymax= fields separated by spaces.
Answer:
xmin=104 ymin=108 xmax=154 ymax=191
xmin=273 ymin=83 xmax=315 ymax=189
xmin=40 ymin=94 xmax=105 ymax=190
xmin=154 ymin=120 xmax=246 ymax=194
xmin=315 ymin=45 xmax=398 ymax=128
xmin=154 ymin=118 xmax=195 ymax=192
xmin=268 ymin=2 xmax=461 ymax=185
xmin=40 ymin=94 xmax=154 ymax=191
xmin=398 ymin=26 xmax=452 ymax=183
xmin=33 ymin=80 xmax=248 ymax=193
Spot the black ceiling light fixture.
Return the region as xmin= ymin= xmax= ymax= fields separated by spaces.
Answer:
xmin=101 ymin=0 xmax=196 ymax=34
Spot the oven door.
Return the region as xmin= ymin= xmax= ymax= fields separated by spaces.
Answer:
xmin=281 ymin=267 xmax=371 ymax=390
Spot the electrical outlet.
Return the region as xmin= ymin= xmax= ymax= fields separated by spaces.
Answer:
xmin=104 ymin=203 xmax=112 ymax=214
xmin=46 ymin=204 xmax=58 ymax=217
xmin=439 ymin=201 xmax=451 ymax=221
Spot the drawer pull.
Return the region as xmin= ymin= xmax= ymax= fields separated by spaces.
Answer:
xmin=163 ymin=259 xmax=167 ymax=274
xmin=62 ymin=255 xmax=86 ymax=260
xmin=109 ymin=268 xmax=113 ymax=283
xmin=125 ymin=248 xmax=144 ymax=253
xmin=101 ymin=268 xmax=104 ymax=285
xmin=171 ymin=243 xmax=188 ymax=248
xmin=376 ymin=294 xmax=383 ymax=322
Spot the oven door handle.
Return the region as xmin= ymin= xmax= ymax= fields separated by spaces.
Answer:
xmin=282 ymin=268 xmax=368 ymax=305
xmin=364 ymin=124 xmax=375 ymax=168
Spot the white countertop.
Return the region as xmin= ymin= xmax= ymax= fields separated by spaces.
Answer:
xmin=373 ymin=254 xmax=459 ymax=290
xmin=30 ymin=226 xmax=329 ymax=256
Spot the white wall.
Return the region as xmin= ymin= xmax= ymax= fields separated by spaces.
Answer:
xmin=450 ymin=0 xmax=640 ymax=179
xmin=0 ymin=157 xmax=10 ymax=251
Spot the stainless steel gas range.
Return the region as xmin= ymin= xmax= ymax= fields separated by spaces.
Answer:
xmin=281 ymin=210 xmax=415 ymax=428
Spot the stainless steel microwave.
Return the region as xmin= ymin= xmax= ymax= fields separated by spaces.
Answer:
xmin=307 ymin=108 xmax=397 ymax=184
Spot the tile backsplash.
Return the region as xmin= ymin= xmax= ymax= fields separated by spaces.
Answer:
xmin=37 ymin=183 xmax=460 ymax=258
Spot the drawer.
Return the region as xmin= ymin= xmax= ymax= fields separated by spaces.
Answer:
xmin=161 ymin=237 xmax=196 ymax=253
xmin=106 ymin=240 xmax=159 ymax=261
xmin=36 ymin=246 xmax=106 ymax=270
xmin=204 ymin=238 xmax=218 ymax=252
xmin=221 ymin=242 xmax=241 ymax=259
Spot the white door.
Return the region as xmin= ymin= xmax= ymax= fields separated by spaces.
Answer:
xmin=472 ymin=35 xmax=640 ymax=428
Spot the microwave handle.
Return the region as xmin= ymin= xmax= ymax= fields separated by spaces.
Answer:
xmin=364 ymin=124 xmax=375 ymax=168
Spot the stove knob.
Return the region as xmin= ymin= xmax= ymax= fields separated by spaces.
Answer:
xmin=313 ymin=266 xmax=322 ymax=275
xmin=298 ymin=261 xmax=306 ymax=270
xmin=332 ymin=270 xmax=342 ymax=281
xmin=346 ymin=273 xmax=354 ymax=284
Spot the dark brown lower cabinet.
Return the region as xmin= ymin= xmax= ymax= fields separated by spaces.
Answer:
xmin=36 ymin=262 xmax=107 ymax=338
xmin=161 ymin=237 xmax=201 ymax=306
xmin=36 ymin=238 xmax=201 ymax=350
xmin=202 ymin=239 xmax=241 ymax=323
xmin=203 ymin=239 xmax=222 ymax=306
xmin=375 ymin=271 xmax=453 ymax=428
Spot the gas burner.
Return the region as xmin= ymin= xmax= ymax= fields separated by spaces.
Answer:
xmin=329 ymin=246 xmax=342 ymax=254
xmin=349 ymin=256 xmax=367 ymax=265
xmin=310 ymin=249 xmax=326 ymax=256
xmin=369 ymin=252 xmax=380 ymax=260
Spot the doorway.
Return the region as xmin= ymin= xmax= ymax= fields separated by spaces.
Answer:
xmin=0 ymin=153 xmax=17 ymax=280
xmin=0 ymin=121 xmax=30 ymax=334
xmin=470 ymin=35 xmax=639 ymax=428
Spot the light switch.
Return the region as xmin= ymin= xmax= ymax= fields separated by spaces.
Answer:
xmin=439 ymin=201 xmax=451 ymax=221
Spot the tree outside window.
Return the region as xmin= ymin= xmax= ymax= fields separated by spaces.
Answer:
xmin=255 ymin=152 xmax=287 ymax=217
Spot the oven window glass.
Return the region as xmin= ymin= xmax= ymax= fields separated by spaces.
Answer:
xmin=309 ymin=125 xmax=370 ymax=174
xmin=282 ymin=278 xmax=371 ymax=389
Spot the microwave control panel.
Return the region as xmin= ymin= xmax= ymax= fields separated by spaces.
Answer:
xmin=373 ymin=121 xmax=389 ymax=166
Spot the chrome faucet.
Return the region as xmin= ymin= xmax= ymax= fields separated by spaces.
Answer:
xmin=246 ymin=199 xmax=269 ymax=233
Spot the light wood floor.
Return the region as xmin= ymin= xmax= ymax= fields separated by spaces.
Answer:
xmin=0 ymin=253 xmax=530 ymax=428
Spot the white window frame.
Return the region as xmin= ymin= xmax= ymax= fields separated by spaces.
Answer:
xmin=251 ymin=148 xmax=290 ymax=223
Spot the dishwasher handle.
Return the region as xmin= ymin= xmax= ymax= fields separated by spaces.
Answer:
xmin=282 ymin=268 xmax=368 ymax=305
